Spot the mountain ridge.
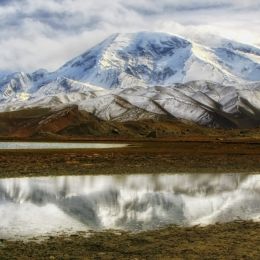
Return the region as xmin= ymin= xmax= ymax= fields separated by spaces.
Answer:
xmin=0 ymin=31 xmax=260 ymax=129
xmin=1 ymin=31 xmax=260 ymax=91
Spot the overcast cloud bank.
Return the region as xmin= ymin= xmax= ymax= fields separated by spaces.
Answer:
xmin=0 ymin=0 xmax=259 ymax=72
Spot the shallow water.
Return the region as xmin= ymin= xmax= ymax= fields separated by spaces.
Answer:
xmin=0 ymin=142 xmax=128 ymax=150
xmin=0 ymin=173 xmax=259 ymax=239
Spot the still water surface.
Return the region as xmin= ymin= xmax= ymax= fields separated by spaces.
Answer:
xmin=0 ymin=142 xmax=128 ymax=150
xmin=0 ymin=173 xmax=259 ymax=239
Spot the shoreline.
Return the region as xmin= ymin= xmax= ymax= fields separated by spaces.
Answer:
xmin=0 ymin=140 xmax=259 ymax=258
xmin=0 ymin=140 xmax=259 ymax=178
xmin=1 ymin=221 xmax=259 ymax=259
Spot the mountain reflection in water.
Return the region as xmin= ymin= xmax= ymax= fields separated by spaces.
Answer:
xmin=0 ymin=173 xmax=259 ymax=239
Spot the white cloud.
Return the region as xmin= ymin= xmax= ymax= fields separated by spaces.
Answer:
xmin=0 ymin=0 xmax=259 ymax=72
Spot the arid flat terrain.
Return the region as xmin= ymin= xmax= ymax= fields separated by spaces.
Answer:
xmin=0 ymin=140 xmax=260 ymax=178
xmin=0 ymin=221 xmax=259 ymax=259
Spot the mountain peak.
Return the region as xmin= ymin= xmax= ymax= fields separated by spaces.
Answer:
xmin=1 ymin=31 xmax=260 ymax=91
xmin=0 ymin=31 xmax=260 ymax=129
xmin=55 ymin=31 xmax=194 ymax=88
xmin=51 ymin=31 xmax=260 ymax=88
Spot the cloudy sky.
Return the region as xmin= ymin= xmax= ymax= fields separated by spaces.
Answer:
xmin=0 ymin=0 xmax=260 ymax=72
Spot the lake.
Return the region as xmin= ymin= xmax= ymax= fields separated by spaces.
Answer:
xmin=0 ymin=173 xmax=259 ymax=239
xmin=0 ymin=142 xmax=128 ymax=150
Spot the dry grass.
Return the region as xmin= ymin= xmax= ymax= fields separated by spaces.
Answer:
xmin=0 ymin=221 xmax=259 ymax=259
xmin=0 ymin=141 xmax=260 ymax=178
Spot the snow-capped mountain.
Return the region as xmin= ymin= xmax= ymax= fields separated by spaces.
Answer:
xmin=55 ymin=32 xmax=260 ymax=87
xmin=0 ymin=32 xmax=260 ymax=128
xmin=2 ymin=31 xmax=260 ymax=93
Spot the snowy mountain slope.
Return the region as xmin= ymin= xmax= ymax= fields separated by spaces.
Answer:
xmin=2 ymin=31 xmax=260 ymax=96
xmin=0 ymin=32 xmax=260 ymax=128
xmin=0 ymin=72 xmax=32 ymax=100
xmin=0 ymin=79 xmax=259 ymax=128
xmin=53 ymin=32 xmax=260 ymax=87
